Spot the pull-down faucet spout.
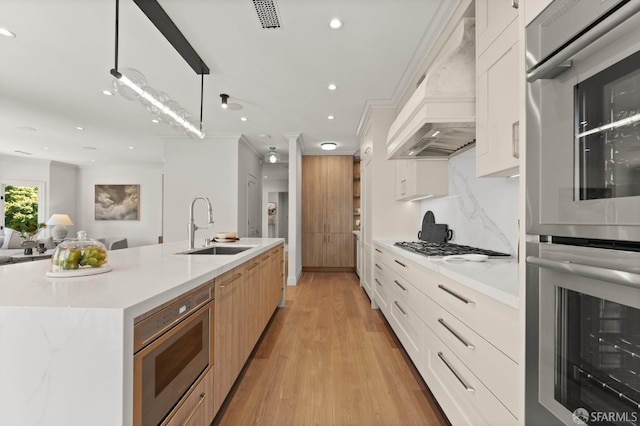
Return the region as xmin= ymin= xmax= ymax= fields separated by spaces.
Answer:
xmin=188 ymin=196 xmax=214 ymax=249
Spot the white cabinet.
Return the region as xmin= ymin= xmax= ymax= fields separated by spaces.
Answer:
xmin=395 ymin=159 xmax=448 ymax=201
xmin=476 ymin=0 xmax=520 ymax=177
xmin=372 ymin=242 xmax=520 ymax=425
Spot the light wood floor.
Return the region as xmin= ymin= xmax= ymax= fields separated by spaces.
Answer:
xmin=213 ymin=272 xmax=450 ymax=426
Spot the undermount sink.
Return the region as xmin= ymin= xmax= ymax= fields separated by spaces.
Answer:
xmin=178 ymin=245 xmax=254 ymax=255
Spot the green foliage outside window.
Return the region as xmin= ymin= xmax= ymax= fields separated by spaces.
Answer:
xmin=4 ymin=185 xmax=44 ymax=240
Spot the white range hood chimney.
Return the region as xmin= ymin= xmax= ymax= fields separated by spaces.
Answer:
xmin=387 ymin=18 xmax=476 ymax=159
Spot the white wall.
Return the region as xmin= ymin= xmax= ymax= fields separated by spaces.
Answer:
xmin=420 ymin=146 xmax=519 ymax=255
xmin=163 ymin=137 xmax=239 ymax=245
xmin=287 ymin=134 xmax=303 ymax=285
xmin=49 ymin=161 xmax=78 ymax=235
xmin=76 ymin=165 xmax=163 ymax=247
xmin=237 ymin=138 xmax=262 ymax=238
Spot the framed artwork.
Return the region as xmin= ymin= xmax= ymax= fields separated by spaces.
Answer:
xmin=95 ymin=184 xmax=140 ymax=220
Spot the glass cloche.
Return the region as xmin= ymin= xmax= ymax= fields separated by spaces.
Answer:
xmin=50 ymin=231 xmax=109 ymax=273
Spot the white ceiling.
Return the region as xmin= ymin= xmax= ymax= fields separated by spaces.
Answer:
xmin=0 ymin=0 xmax=456 ymax=167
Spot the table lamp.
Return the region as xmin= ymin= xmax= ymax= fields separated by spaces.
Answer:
xmin=46 ymin=214 xmax=74 ymax=240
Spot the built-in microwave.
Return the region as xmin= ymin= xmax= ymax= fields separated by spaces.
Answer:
xmin=133 ymin=284 xmax=214 ymax=426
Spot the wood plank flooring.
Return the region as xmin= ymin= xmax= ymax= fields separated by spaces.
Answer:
xmin=213 ymin=272 xmax=449 ymax=426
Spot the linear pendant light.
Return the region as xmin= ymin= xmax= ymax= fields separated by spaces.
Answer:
xmin=109 ymin=0 xmax=209 ymax=139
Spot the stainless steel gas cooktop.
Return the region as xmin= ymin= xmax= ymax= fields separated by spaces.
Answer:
xmin=394 ymin=241 xmax=510 ymax=258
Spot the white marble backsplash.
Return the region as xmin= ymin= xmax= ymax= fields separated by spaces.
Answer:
xmin=420 ymin=147 xmax=519 ymax=255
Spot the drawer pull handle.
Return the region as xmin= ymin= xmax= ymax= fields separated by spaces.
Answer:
xmin=394 ymin=301 xmax=408 ymax=316
xmin=375 ymin=248 xmax=382 ymax=253
xmin=375 ymin=263 xmax=383 ymax=270
xmin=394 ymin=280 xmax=407 ymax=292
xmin=438 ymin=318 xmax=475 ymax=349
xmin=219 ymin=273 xmax=242 ymax=288
xmin=375 ymin=278 xmax=382 ymax=287
xmin=437 ymin=352 xmax=475 ymax=393
xmin=438 ymin=285 xmax=475 ymax=305
xmin=181 ymin=391 xmax=207 ymax=425
xmin=394 ymin=260 xmax=407 ymax=268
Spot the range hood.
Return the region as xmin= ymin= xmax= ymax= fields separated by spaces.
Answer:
xmin=387 ymin=18 xmax=476 ymax=159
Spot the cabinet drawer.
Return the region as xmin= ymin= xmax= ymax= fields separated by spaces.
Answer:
xmin=421 ymin=292 xmax=519 ymax=417
xmin=389 ymin=296 xmax=422 ymax=367
xmin=163 ymin=374 xmax=208 ymax=426
xmin=423 ymin=326 xmax=518 ymax=426
xmin=424 ymin=269 xmax=519 ymax=362
xmin=373 ymin=256 xmax=389 ymax=314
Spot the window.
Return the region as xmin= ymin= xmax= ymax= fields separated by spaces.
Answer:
xmin=1 ymin=181 xmax=45 ymax=232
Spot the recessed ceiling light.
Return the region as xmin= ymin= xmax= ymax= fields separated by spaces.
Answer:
xmin=321 ymin=142 xmax=337 ymax=151
xmin=76 ymin=126 xmax=84 ymax=131
xmin=329 ymin=18 xmax=343 ymax=30
xmin=0 ymin=27 xmax=16 ymax=38
xmin=328 ymin=83 xmax=337 ymax=91
xmin=102 ymin=90 xmax=114 ymax=96
xmin=128 ymin=146 xmax=135 ymax=150
xmin=43 ymin=147 xmax=49 ymax=150
xmin=151 ymin=118 xmax=160 ymax=124
xmin=327 ymin=115 xmax=335 ymax=120
xmin=91 ymin=159 xmax=96 ymax=163
xmin=240 ymin=117 xmax=248 ymax=122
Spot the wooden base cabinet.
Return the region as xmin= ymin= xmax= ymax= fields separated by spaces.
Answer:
xmin=163 ymin=369 xmax=211 ymax=426
xmin=213 ymin=244 xmax=285 ymax=418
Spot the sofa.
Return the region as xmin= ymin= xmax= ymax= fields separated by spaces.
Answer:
xmin=0 ymin=228 xmax=56 ymax=265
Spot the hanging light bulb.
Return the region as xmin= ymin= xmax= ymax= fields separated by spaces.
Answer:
xmin=220 ymin=93 xmax=229 ymax=109
xmin=265 ymin=146 xmax=279 ymax=163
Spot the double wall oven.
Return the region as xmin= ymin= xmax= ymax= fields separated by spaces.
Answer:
xmin=526 ymin=1 xmax=640 ymax=425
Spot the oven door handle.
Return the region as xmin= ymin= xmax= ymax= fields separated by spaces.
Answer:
xmin=526 ymin=256 xmax=640 ymax=289
xmin=526 ymin=1 xmax=640 ymax=82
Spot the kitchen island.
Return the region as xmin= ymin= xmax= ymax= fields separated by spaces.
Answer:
xmin=0 ymin=238 xmax=284 ymax=426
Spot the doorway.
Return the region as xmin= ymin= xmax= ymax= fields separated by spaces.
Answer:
xmin=267 ymin=191 xmax=288 ymax=242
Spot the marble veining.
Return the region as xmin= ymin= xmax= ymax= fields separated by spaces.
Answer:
xmin=420 ymin=147 xmax=519 ymax=255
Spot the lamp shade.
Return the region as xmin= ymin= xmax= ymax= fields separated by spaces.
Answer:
xmin=46 ymin=214 xmax=73 ymax=240
xmin=46 ymin=214 xmax=74 ymax=226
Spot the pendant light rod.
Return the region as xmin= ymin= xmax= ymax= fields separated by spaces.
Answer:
xmin=114 ymin=0 xmax=120 ymax=71
xmin=200 ymin=74 xmax=204 ymax=131
xmin=132 ymin=0 xmax=209 ymax=75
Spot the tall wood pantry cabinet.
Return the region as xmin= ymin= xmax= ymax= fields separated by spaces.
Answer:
xmin=302 ymin=155 xmax=354 ymax=270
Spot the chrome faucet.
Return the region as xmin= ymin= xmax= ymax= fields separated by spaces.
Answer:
xmin=188 ymin=196 xmax=214 ymax=249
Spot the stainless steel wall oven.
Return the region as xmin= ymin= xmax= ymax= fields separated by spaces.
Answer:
xmin=526 ymin=1 xmax=640 ymax=424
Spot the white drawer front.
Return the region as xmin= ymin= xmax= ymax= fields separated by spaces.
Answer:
xmin=389 ymin=297 xmax=422 ymax=367
xmin=423 ymin=326 xmax=518 ymax=426
xmin=421 ymin=291 xmax=519 ymax=417
xmin=425 ymin=270 xmax=519 ymax=362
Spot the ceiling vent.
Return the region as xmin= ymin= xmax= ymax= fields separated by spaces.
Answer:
xmin=252 ymin=0 xmax=281 ymax=29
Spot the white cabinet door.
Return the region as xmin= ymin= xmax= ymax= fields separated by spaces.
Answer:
xmin=476 ymin=0 xmax=520 ymax=178
xmin=395 ymin=159 xmax=448 ymax=201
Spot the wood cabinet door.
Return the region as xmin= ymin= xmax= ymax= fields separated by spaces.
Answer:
xmin=302 ymin=156 xmax=327 ymax=233
xmin=324 ymin=233 xmax=354 ymax=267
xmin=302 ymin=232 xmax=324 ymax=267
xmin=213 ymin=268 xmax=241 ymax=413
xmin=325 ymin=156 xmax=353 ymax=234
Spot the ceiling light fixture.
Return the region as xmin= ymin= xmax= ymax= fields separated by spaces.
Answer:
xmin=240 ymin=117 xmax=248 ymax=122
xmin=321 ymin=142 xmax=337 ymax=151
xmin=109 ymin=0 xmax=209 ymax=139
xmin=328 ymin=83 xmax=337 ymax=91
xmin=265 ymin=146 xmax=280 ymax=164
xmin=220 ymin=94 xmax=229 ymax=109
xmin=76 ymin=126 xmax=84 ymax=131
xmin=0 ymin=27 xmax=16 ymax=38
xmin=328 ymin=115 xmax=335 ymax=120
xmin=102 ymin=90 xmax=114 ymax=96
xmin=329 ymin=18 xmax=343 ymax=29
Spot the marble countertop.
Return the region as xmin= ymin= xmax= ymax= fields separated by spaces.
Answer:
xmin=0 ymin=238 xmax=284 ymax=318
xmin=374 ymin=240 xmax=519 ymax=309
xmin=0 ymin=237 xmax=284 ymax=425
